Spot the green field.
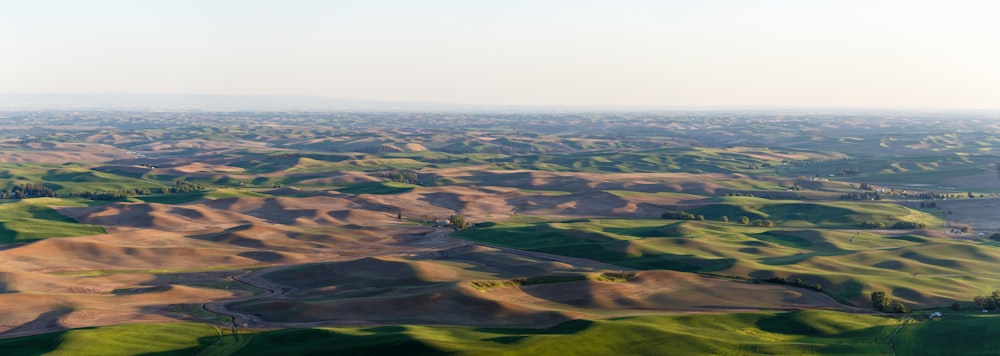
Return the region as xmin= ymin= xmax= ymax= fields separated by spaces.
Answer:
xmin=456 ymin=213 xmax=998 ymax=308
xmin=0 ymin=323 xmax=219 ymax=355
xmin=0 ymin=163 xmax=167 ymax=195
xmin=0 ymin=198 xmax=106 ymax=242
xmin=335 ymin=181 xmax=419 ymax=195
xmin=690 ymin=197 xmax=942 ymax=228
xmin=136 ymin=188 xmax=272 ymax=204
xmin=0 ymin=311 xmax=901 ymax=355
xmin=895 ymin=313 xmax=1000 ymax=355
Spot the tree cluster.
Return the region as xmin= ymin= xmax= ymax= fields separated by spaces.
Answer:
xmin=267 ymin=153 xmax=302 ymax=160
xmin=764 ymin=276 xmax=822 ymax=292
xmin=841 ymin=189 xmax=973 ymax=201
xmin=380 ymin=170 xmax=419 ymax=184
xmin=661 ymin=210 xmax=697 ymax=220
xmin=449 ymin=215 xmax=468 ymax=230
xmin=1 ymin=183 xmax=56 ymax=199
xmin=858 ymin=220 xmax=926 ymax=229
xmin=973 ymin=290 xmax=1000 ymax=311
xmin=169 ymin=179 xmax=207 ymax=193
xmin=71 ymin=188 xmax=158 ymax=201
xmin=840 ymin=192 xmax=882 ymax=201
xmin=871 ymin=291 xmax=908 ymax=313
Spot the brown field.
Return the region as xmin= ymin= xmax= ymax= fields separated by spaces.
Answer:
xmin=0 ymin=166 xmax=856 ymax=338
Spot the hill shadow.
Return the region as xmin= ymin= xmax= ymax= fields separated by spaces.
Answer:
xmin=0 ymin=307 xmax=74 ymax=339
xmin=158 ymin=326 xmax=449 ymax=355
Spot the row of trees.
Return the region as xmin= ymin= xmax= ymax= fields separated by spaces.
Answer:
xmin=76 ymin=180 xmax=206 ymax=200
xmin=662 ymin=211 xmax=775 ymax=227
xmin=2 ymin=179 xmax=208 ymax=201
xmin=859 ymin=220 xmax=927 ymax=229
xmin=70 ymin=188 xmax=160 ymax=201
xmin=843 ymin=187 xmax=986 ymax=201
xmin=765 ymin=276 xmax=822 ymax=292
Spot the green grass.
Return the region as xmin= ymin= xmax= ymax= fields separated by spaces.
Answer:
xmin=455 ymin=218 xmax=737 ymax=272
xmin=0 ymin=323 xmax=220 ymax=355
xmin=0 ymin=165 xmax=169 ymax=195
xmin=690 ymin=199 xmax=942 ymax=228
xmin=0 ymin=198 xmax=106 ymax=242
xmin=0 ymin=311 xmax=899 ymax=355
xmin=896 ymin=313 xmax=1000 ymax=355
xmin=780 ymin=153 xmax=997 ymax=191
xmin=335 ymin=181 xmax=418 ymax=195
xmin=456 ymin=215 xmax=1000 ymax=308
xmin=487 ymin=146 xmax=834 ymax=175
xmin=136 ymin=188 xmax=271 ymax=204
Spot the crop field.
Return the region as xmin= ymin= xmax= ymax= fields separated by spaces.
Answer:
xmin=1 ymin=112 xmax=999 ymax=354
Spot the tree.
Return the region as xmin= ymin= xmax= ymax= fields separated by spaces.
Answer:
xmin=952 ymin=302 xmax=962 ymax=311
xmin=738 ymin=216 xmax=750 ymax=225
xmin=449 ymin=215 xmax=468 ymax=230
xmin=974 ymin=295 xmax=988 ymax=310
xmin=990 ymin=233 xmax=1000 ymax=241
xmin=720 ymin=216 xmax=729 ymax=223
xmin=989 ymin=290 xmax=1000 ymax=310
xmin=893 ymin=302 xmax=909 ymax=314
xmin=872 ymin=291 xmax=891 ymax=311
xmin=960 ymin=226 xmax=972 ymax=234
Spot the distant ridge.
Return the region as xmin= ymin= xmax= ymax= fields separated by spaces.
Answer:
xmin=0 ymin=93 xmax=453 ymax=112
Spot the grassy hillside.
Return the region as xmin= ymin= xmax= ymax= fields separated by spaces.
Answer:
xmin=456 ymin=214 xmax=998 ymax=308
xmin=0 ymin=164 xmax=167 ymax=195
xmin=0 ymin=198 xmax=106 ymax=243
xmin=690 ymin=197 xmax=942 ymax=228
xmin=781 ymin=153 xmax=1000 ymax=191
xmin=335 ymin=181 xmax=418 ymax=195
xmin=496 ymin=147 xmax=799 ymax=174
xmin=0 ymin=323 xmax=218 ymax=355
xmin=0 ymin=311 xmax=900 ymax=355
xmin=895 ymin=313 xmax=1000 ymax=355
xmin=136 ymin=188 xmax=272 ymax=204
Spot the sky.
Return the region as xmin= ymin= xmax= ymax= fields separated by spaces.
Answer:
xmin=1 ymin=0 xmax=999 ymax=109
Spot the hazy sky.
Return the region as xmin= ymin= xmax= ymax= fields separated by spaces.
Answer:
xmin=2 ymin=1 xmax=998 ymax=108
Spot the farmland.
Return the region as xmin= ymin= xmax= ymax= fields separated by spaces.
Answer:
xmin=0 ymin=110 xmax=999 ymax=353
